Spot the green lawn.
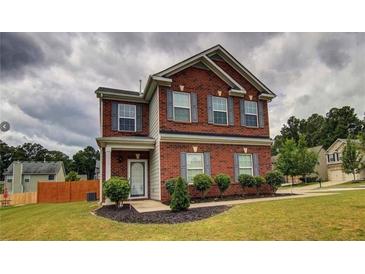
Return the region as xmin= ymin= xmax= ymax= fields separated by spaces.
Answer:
xmin=1 ymin=190 xmax=365 ymax=240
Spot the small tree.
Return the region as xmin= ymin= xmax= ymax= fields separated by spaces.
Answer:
xmin=214 ymin=173 xmax=231 ymax=198
xmin=296 ymin=136 xmax=318 ymax=183
xmin=254 ymin=176 xmax=265 ymax=196
xmin=193 ymin=174 xmax=213 ymax=199
xmin=342 ymin=138 xmax=363 ymax=181
xmin=65 ymin=171 xmax=80 ymax=182
xmin=170 ymin=177 xmax=190 ymax=212
xmin=276 ymin=139 xmax=300 ymax=187
xmin=265 ymin=171 xmax=285 ymax=194
xmin=165 ymin=177 xmax=178 ymax=196
xmin=238 ymin=174 xmax=256 ymax=196
xmin=103 ymin=176 xmax=131 ymax=207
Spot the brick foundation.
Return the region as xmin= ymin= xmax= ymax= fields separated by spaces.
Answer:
xmin=159 ymin=142 xmax=272 ymax=202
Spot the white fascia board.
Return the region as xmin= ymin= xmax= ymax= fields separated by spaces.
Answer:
xmin=259 ymin=94 xmax=276 ymax=100
xmin=201 ymin=56 xmax=246 ymax=91
xmin=155 ymin=45 xmax=222 ymax=77
xmin=211 ymin=48 xmax=277 ymax=97
xmin=143 ymin=76 xmax=172 ymax=101
xmin=96 ymin=137 xmax=155 ymax=148
xmin=160 ymin=133 xmax=273 ymax=146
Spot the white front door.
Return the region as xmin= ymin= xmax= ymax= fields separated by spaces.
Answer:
xmin=128 ymin=159 xmax=148 ymax=198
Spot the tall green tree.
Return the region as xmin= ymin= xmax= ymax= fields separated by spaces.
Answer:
xmin=72 ymin=146 xmax=100 ymax=179
xmin=0 ymin=140 xmax=13 ymax=180
xmin=280 ymin=116 xmax=307 ymax=144
xmin=322 ymin=106 xmax=364 ymax=148
xmin=342 ymin=138 xmax=363 ymax=181
xmin=296 ymin=136 xmax=318 ymax=182
xmin=45 ymin=150 xmax=73 ymax=173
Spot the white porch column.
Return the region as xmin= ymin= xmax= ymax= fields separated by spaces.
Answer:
xmin=105 ymin=146 xmax=112 ymax=180
xmin=99 ymin=147 xmax=103 ymax=204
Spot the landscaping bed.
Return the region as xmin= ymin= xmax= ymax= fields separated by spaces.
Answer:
xmin=95 ymin=204 xmax=230 ymax=224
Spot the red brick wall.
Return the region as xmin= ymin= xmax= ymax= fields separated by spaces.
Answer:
xmin=159 ymin=142 xmax=272 ymax=201
xmin=159 ymin=66 xmax=270 ymax=137
xmin=102 ymin=150 xmax=150 ymax=198
xmin=102 ymin=99 xmax=149 ymax=137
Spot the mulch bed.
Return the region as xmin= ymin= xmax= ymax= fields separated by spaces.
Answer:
xmin=94 ymin=204 xmax=230 ymax=224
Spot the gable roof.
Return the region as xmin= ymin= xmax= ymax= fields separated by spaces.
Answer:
xmin=326 ymin=138 xmax=359 ymax=153
xmin=96 ymin=44 xmax=277 ymax=102
xmin=3 ymin=161 xmax=64 ymax=176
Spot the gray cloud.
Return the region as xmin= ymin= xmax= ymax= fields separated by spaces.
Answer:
xmin=0 ymin=33 xmax=44 ymax=78
xmin=1 ymin=32 xmax=364 ymax=156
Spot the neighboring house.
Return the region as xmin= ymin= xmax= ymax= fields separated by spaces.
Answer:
xmin=3 ymin=161 xmax=65 ymax=193
xmin=95 ymin=45 xmax=276 ymax=202
xmin=271 ymin=145 xmax=328 ymax=182
xmin=326 ymin=139 xmax=365 ymax=182
xmin=310 ymin=145 xmax=328 ymax=181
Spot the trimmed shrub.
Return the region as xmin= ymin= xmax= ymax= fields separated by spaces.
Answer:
xmin=254 ymin=176 xmax=266 ymax=196
xmin=214 ymin=173 xmax=231 ymax=198
xmin=165 ymin=177 xmax=178 ymax=195
xmin=65 ymin=171 xmax=80 ymax=182
xmin=238 ymin=174 xmax=255 ymax=196
xmin=103 ymin=176 xmax=131 ymax=207
xmin=193 ymin=173 xmax=213 ymax=199
xmin=170 ymin=177 xmax=190 ymax=212
xmin=265 ymin=171 xmax=285 ymax=194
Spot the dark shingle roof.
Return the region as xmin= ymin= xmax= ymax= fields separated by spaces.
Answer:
xmin=3 ymin=161 xmax=63 ymax=175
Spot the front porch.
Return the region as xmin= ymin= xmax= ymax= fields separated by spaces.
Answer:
xmin=97 ymin=136 xmax=156 ymax=200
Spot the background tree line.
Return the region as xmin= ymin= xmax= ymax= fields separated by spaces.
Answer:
xmin=272 ymin=106 xmax=365 ymax=155
xmin=0 ymin=141 xmax=99 ymax=180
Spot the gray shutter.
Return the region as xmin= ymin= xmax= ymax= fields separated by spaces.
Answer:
xmin=240 ymin=99 xmax=246 ymax=126
xmin=191 ymin=92 xmax=198 ymax=123
xmin=207 ymin=95 xmax=213 ymax=124
xmin=136 ymin=104 xmax=142 ymax=131
xmin=258 ymin=101 xmax=264 ymax=128
xmin=167 ymin=90 xmax=173 ymax=121
xmin=203 ymin=152 xmax=211 ymax=176
xmin=234 ymin=153 xmax=239 ymax=182
xmin=253 ymin=153 xmax=260 ymax=176
xmin=111 ymin=102 xmax=118 ymax=131
xmin=228 ymin=97 xmax=234 ymax=126
xmin=180 ymin=152 xmax=187 ymax=180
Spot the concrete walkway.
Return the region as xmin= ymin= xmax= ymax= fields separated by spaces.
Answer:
xmin=130 ymin=192 xmax=337 ymax=213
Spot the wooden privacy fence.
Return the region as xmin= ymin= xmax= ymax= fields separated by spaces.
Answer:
xmin=37 ymin=180 xmax=99 ymax=203
xmin=0 ymin=192 xmax=37 ymax=206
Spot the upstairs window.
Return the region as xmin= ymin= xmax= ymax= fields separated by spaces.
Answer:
xmin=212 ymin=96 xmax=228 ymax=125
xmin=48 ymin=175 xmax=55 ymax=180
xmin=244 ymin=101 xmax=258 ymax=127
xmin=186 ymin=153 xmax=204 ymax=182
xmin=23 ymin=176 xmax=30 ymax=183
xmin=118 ymin=103 xmax=136 ymax=131
xmin=6 ymin=176 xmax=13 ymax=183
xmin=238 ymin=154 xmax=253 ymax=176
xmin=173 ymin=92 xmax=191 ymax=122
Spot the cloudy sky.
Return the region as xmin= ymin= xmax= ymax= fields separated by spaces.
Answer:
xmin=1 ymin=33 xmax=364 ymax=155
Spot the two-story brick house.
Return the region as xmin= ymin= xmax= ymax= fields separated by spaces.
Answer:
xmin=96 ymin=45 xmax=276 ymax=202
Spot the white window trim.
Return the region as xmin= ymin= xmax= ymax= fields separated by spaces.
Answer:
xmin=244 ymin=101 xmax=259 ymax=128
xmin=212 ymin=96 xmax=228 ymax=125
xmin=186 ymin=153 xmax=205 ymax=182
xmin=173 ymin=91 xmax=191 ymax=122
xmin=6 ymin=175 xmax=13 ymax=183
xmin=48 ymin=174 xmax=55 ymax=180
xmin=23 ymin=175 xmax=30 ymax=183
xmin=238 ymin=153 xmax=253 ymax=176
xmin=118 ymin=103 xmax=137 ymax=132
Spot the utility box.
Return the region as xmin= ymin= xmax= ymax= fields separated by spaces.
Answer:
xmin=86 ymin=192 xmax=97 ymax=201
